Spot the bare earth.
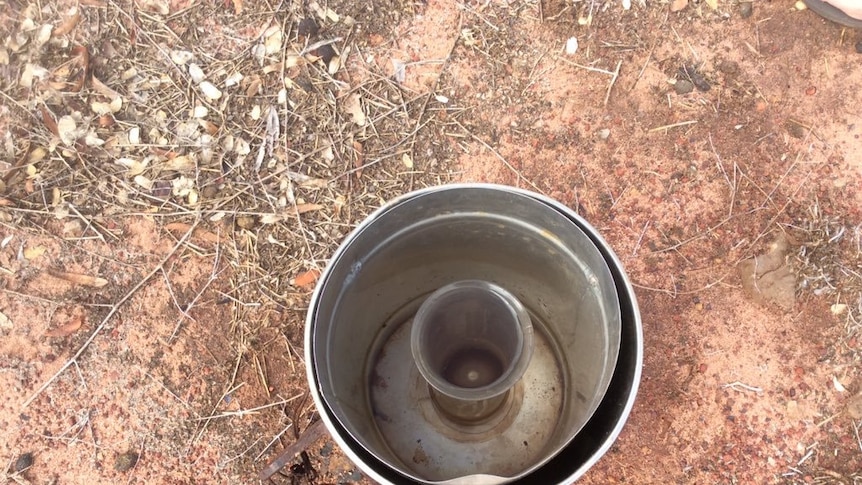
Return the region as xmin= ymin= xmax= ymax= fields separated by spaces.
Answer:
xmin=1 ymin=0 xmax=861 ymax=484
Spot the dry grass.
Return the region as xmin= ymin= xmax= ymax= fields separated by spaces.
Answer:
xmin=788 ymin=201 xmax=862 ymax=338
xmin=0 ymin=2 xmax=454 ymax=319
xmin=0 ymin=0 xmax=454 ymax=478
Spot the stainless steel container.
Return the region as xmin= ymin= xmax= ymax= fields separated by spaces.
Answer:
xmin=305 ymin=184 xmax=643 ymax=484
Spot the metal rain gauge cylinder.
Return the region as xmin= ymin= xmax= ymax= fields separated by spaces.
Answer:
xmin=305 ymin=184 xmax=643 ymax=484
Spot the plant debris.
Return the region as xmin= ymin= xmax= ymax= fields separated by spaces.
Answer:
xmin=47 ymin=269 xmax=109 ymax=288
xmin=164 ymin=222 xmax=221 ymax=244
xmin=679 ymin=64 xmax=710 ymax=92
xmin=0 ymin=311 xmax=12 ymax=330
xmin=43 ymin=309 xmax=86 ymax=337
xmin=293 ymin=269 xmax=321 ymax=288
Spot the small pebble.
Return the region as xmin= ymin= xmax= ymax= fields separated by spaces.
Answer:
xmin=192 ymin=105 xmax=209 ymax=118
xmin=785 ymin=120 xmax=807 ymax=139
xmin=856 ymin=41 xmax=862 ymax=53
xmin=114 ymin=450 xmax=139 ymax=472
xmin=344 ymin=469 xmax=364 ymax=481
xmin=201 ymin=185 xmax=219 ymax=199
xmin=679 ymin=64 xmax=710 ymax=92
xmin=169 ymin=49 xmax=194 ymax=65
xmin=313 ymin=44 xmax=336 ymax=64
xmin=319 ymin=442 xmax=333 ymax=457
xmin=152 ymin=180 xmax=172 ymax=198
xmin=717 ymin=60 xmax=739 ymax=75
xmin=298 ymin=18 xmax=319 ymax=38
xmin=13 ymin=452 xmax=34 ymax=473
xmin=565 ymin=36 xmax=579 ymax=55
xmin=691 ymin=74 xmax=711 ymax=92
xmin=674 ymin=79 xmax=694 ymax=94
xmin=739 ymin=1 xmax=753 ymax=18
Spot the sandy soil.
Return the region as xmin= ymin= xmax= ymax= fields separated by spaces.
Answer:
xmin=2 ymin=0 xmax=861 ymax=484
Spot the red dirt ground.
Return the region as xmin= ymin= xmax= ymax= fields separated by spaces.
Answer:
xmin=2 ymin=0 xmax=861 ymax=484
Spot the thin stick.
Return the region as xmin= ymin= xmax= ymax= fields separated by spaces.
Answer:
xmin=168 ymin=238 xmax=223 ymax=341
xmin=162 ymin=267 xmax=195 ymax=326
xmin=631 ymin=271 xmax=732 ymax=296
xmin=188 ymin=362 xmax=244 ymax=450
xmin=145 ymin=372 xmax=194 ymax=410
xmin=68 ymin=204 xmax=111 ymax=243
xmin=853 ymin=419 xmax=861 ymax=453
xmin=743 ymin=161 xmax=815 ymax=255
xmin=631 ymin=221 xmax=650 ymax=258
xmin=452 ymin=120 xmax=545 ymax=194
xmin=796 ymin=448 xmax=815 ymax=466
xmin=721 ymin=381 xmax=763 ymax=393
xmin=649 ymin=120 xmax=698 ymax=132
xmin=276 ymin=41 xmax=319 ymax=271
xmin=284 ymin=335 xmax=299 ymax=375
xmin=653 ymin=208 xmax=764 ymax=254
xmin=21 ymin=221 xmax=200 ymax=409
xmin=521 ymin=50 xmax=550 ymax=97
xmin=255 ymin=423 xmax=293 ymax=461
xmin=815 ymin=413 xmax=841 ymax=427
xmin=556 ymin=56 xmax=616 ymax=76
xmin=258 ymin=420 xmax=328 ymax=481
xmin=299 ymin=37 xmax=344 ymax=56
xmin=220 ymin=436 xmax=265 ymax=468
xmin=192 ymin=393 xmax=303 ymax=421
xmin=708 ymin=133 xmax=735 ymax=217
xmin=604 ymin=60 xmax=622 ymax=107
xmin=670 ymin=25 xmax=699 ymax=62
xmin=630 ymin=42 xmax=656 ymax=91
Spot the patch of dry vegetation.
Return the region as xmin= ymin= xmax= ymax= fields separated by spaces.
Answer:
xmin=0 ymin=0 xmax=453 ymax=479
